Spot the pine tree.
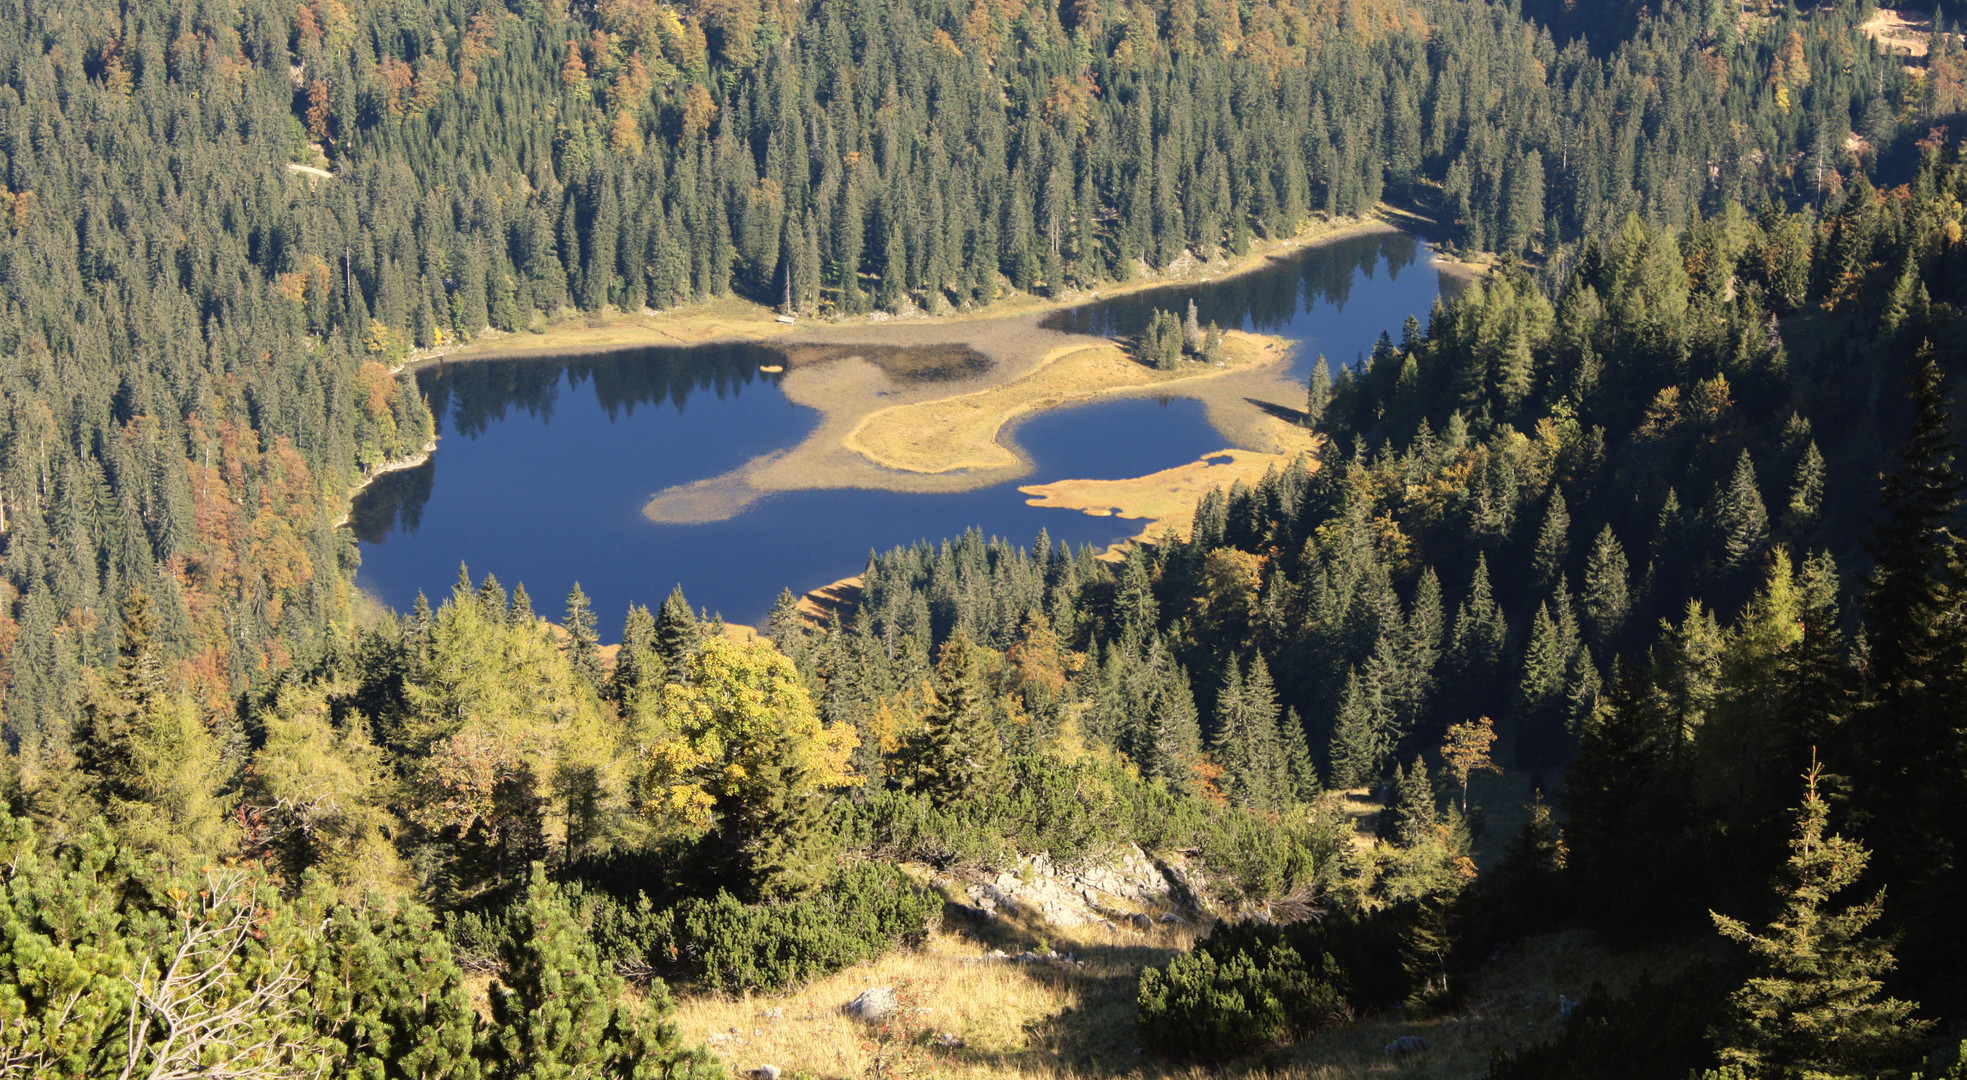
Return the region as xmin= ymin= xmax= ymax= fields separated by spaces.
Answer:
xmin=901 ymin=635 xmax=1003 ymax=807
xmin=1710 ymin=766 xmax=1930 ymax=1079
xmin=1514 ymin=600 xmax=1571 ymax=769
xmin=654 ymin=585 xmax=704 ymax=685
xmin=1278 ymin=707 xmax=1320 ymax=804
xmin=1783 ymin=441 xmax=1825 ymax=537
xmin=314 ymin=897 xmax=482 ymax=1080
xmin=1386 ymin=756 xmax=1439 ymax=847
xmin=563 ymin=583 xmax=602 ymax=693
xmin=1329 ymin=665 xmax=1387 ymax=788
xmin=1532 ymin=490 xmax=1571 ymax=595
xmin=489 ymin=864 xmax=717 ymax=1079
xmin=611 ymin=604 xmax=657 ymax=702
xmin=1582 ymin=525 xmax=1631 ymax=656
xmin=1719 ymin=451 xmax=1771 ymax=570
xmin=1306 ymin=355 xmax=1332 ymax=429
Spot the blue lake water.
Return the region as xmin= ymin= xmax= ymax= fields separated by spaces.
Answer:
xmin=350 ymin=229 xmax=1448 ymax=632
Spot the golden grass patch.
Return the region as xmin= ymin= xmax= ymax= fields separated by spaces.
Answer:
xmin=844 ymin=332 xmax=1285 ymax=476
xmin=662 ymin=912 xmax=1696 ymax=1080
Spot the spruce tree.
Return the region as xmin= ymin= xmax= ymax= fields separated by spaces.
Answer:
xmin=1783 ymin=440 xmax=1825 ymax=538
xmin=1710 ymin=767 xmax=1929 ymax=1079
xmin=1719 ymin=451 xmax=1772 ymax=570
xmin=1214 ymin=655 xmax=1285 ymax=808
xmin=1386 ymin=756 xmax=1439 ymax=847
xmin=1306 ymin=355 xmax=1332 ymax=429
xmin=901 ymin=635 xmax=1003 ymax=807
xmin=1531 ymin=490 xmax=1571 ymax=596
xmin=765 ymin=587 xmax=808 ymax=655
xmin=654 ymin=585 xmax=704 ymax=685
xmin=563 ymin=583 xmax=602 ymax=693
xmin=1449 ymin=554 xmax=1510 ymax=715
xmin=1278 ymin=707 xmax=1320 ymax=803
xmin=730 ymin=751 xmax=836 ymax=900
xmin=1852 ymin=348 xmax=1967 ymax=991
xmin=611 ymin=604 xmax=656 ymax=702
xmin=1145 ymin=654 xmax=1203 ymax=790
xmin=1328 ymin=666 xmax=1385 ymax=788
xmin=79 ymin=590 xmax=164 ymax=800
xmin=1582 ymin=524 xmax=1631 ymax=656
xmin=1514 ymin=600 xmax=1571 ymax=769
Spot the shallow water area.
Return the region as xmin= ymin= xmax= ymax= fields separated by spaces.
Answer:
xmin=1046 ymin=227 xmax=1451 ymax=376
xmin=351 ymin=229 xmax=1448 ymax=631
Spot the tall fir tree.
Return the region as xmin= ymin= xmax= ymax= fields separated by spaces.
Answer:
xmin=563 ymin=583 xmax=602 ymax=694
xmin=1710 ymin=767 xmax=1929 ymax=1080
xmin=1582 ymin=525 xmax=1631 ymax=656
xmin=1532 ymin=490 xmax=1572 ymax=596
xmin=1719 ymin=451 xmax=1772 ymax=570
xmin=1851 ymin=349 xmax=1967 ymax=995
xmin=654 ymin=585 xmax=705 ymax=686
xmin=901 ymin=635 xmax=1004 ymax=807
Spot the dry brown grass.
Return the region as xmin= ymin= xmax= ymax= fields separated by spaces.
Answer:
xmin=659 ymin=779 xmax=1645 ymax=1080
xmin=664 ymin=906 xmax=1693 ymax=1080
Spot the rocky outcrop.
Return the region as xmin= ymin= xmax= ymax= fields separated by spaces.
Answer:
xmin=949 ymin=844 xmax=1203 ymax=929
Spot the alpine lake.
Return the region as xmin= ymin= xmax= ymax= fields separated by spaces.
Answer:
xmin=348 ymin=228 xmax=1453 ymax=635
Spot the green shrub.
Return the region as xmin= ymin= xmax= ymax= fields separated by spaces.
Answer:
xmin=1136 ymin=908 xmax=1421 ymax=1060
xmin=446 ymin=862 xmax=938 ymax=994
xmin=654 ymin=862 xmax=940 ymax=992
xmin=1138 ymin=939 xmax=1348 ymax=1058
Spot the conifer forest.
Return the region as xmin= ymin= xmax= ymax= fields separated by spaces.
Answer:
xmin=3 ymin=0 xmax=1967 ymax=1071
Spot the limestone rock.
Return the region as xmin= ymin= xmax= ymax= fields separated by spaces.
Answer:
xmin=845 ymin=986 xmax=898 ymax=1023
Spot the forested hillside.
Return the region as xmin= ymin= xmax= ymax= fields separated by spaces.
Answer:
xmin=3 ymin=0 xmax=1967 ymax=1073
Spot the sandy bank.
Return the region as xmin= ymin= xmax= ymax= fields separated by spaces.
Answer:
xmin=844 ymin=331 xmax=1285 ymax=475
xmin=1019 ymin=439 xmax=1319 ymax=554
xmin=415 ymin=213 xmax=1401 ymax=370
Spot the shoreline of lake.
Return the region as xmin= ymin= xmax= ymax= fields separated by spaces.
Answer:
xmin=349 ymin=217 xmax=1455 ymax=634
xmin=405 ymin=212 xmax=1411 ymax=372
